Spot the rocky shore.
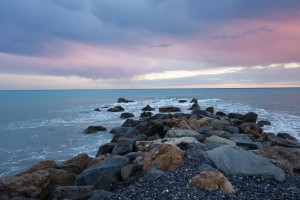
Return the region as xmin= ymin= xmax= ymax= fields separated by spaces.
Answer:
xmin=0 ymin=98 xmax=299 ymax=200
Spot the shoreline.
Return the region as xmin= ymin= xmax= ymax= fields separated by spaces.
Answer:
xmin=0 ymin=98 xmax=299 ymax=199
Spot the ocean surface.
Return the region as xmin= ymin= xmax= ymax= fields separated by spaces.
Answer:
xmin=0 ymin=88 xmax=299 ymax=177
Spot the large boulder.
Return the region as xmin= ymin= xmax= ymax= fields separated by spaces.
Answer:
xmin=277 ymin=132 xmax=298 ymax=141
xmin=239 ymin=122 xmax=266 ymax=141
xmin=188 ymin=116 xmax=210 ymax=130
xmin=266 ymin=133 xmax=300 ymax=148
xmin=135 ymin=120 xmax=165 ymax=137
xmin=85 ymin=126 xmax=107 ymax=134
xmin=59 ymin=153 xmax=93 ymax=174
xmin=112 ymin=138 xmax=134 ymax=155
xmin=18 ymin=160 xmax=57 ymax=175
xmin=95 ymin=143 xmax=115 ymax=157
xmin=53 ymin=185 xmax=94 ymax=200
xmin=152 ymin=137 xmax=200 ymax=146
xmin=258 ymin=146 xmax=300 ymax=173
xmin=120 ymin=112 xmax=135 ymax=119
xmin=166 ymin=129 xmax=201 ymax=138
xmin=111 ymin=127 xmax=137 ymax=142
xmin=76 ymin=155 xmax=130 ymax=186
xmin=141 ymin=105 xmax=155 ymax=111
xmin=107 ymin=106 xmax=125 ymax=112
xmin=227 ymin=113 xmax=243 ymax=120
xmin=257 ymin=120 xmax=271 ymax=127
xmin=206 ymin=145 xmax=285 ymax=181
xmin=140 ymin=111 xmax=153 ymax=118
xmin=189 ymin=171 xmax=235 ymax=194
xmin=205 ymin=107 xmax=214 ymax=114
xmin=121 ymin=164 xmax=138 ymax=180
xmin=142 ymin=144 xmax=184 ymax=173
xmin=0 ymin=170 xmax=51 ymax=199
xmin=121 ymin=119 xmax=141 ymax=127
xmin=117 ymin=98 xmax=133 ymax=103
xmin=205 ymin=136 xmax=236 ymax=146
xmin=241 ymin=112 xmax=258 ymax=123
xmin=46 ymin=168 xmax=75 ymax=186
xmin=188 ymin=103 xmax=200 ymax=111
xmin=159 ymin=106 xmax=180 ymax=113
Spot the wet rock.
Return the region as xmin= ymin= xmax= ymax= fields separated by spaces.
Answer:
xmin=166 ymin=129 xmax=200 ymax=138
xmin=277 ymin=132 xmax=298 ymax=141
xmin=188 ymin=103 xmax=201 ymax=111
xmin=111 ymin=127 xmax=137 ymax=142
xmin=124 ymin=152 xmax=142 ymax=161
xmin=18 ymin=160 xmax=57 ymax=175
xmin=196 ymin=125 xmax=214 ymax=135
xmin=88 ymin=154 xmax=111 ymax=167
xmin=150 ymin=113 xmax=173 ymax=120
xmin=107 ymin=106 xmax=125 ymax=112
xmin=47 ymin=168 xmax=75 ymax=186
xmin=190 ymin=98 xmax=198 ymax=104
xmin=141 ymin=105 xmax=155 ymax=111
xmin=142 ymin=144 xmax=184 ymax=173
xmin=241 ymin=112 xmax=258 ymax=123
xmin=159 ymin=106 xmax=181 ymax=113
xmin=120 ymin=112 xmax=135 ymax=119
xmin=89 ymin=189 xmax=115 ymax=200
xmin=93 ymin=108 xmax=100 ymax=112
xmin=257 ymin=120 xmax=271 ymax=127
xmin=206 ymin=145 xmax=285 ymax=181
xmin=227 ymin=113 xmax=243 ymax=120
xmin=0 ymin=170 xmax=51 ymax=199
xmin=135 ymin=120 xmax=165 ymax=137
xmin=240 ymin=122 xmax=266 ymax=141
xmin=59 ymin=153 xmax=93 ymax=174
xmin=258 ymin=146 xmax=300 ymax=173
xmin=189 ymin=171 xmax=235 ymax=194
xmin=112 ymin=138 xmax=134 ymax=155
xmin=76 ymin=155 xmax=130 ymax=186
xmin=85 ymin=125 xmax=107 ymax=134
xmin=236 ymin=141 xmax=262 ymax=150
xmin=121 ymin=119 xmax=141 ymax=127
xmin=178 ymin=100 xmax=187 ymax=103
xmin=140 ymin=111 xmax=152 ymax=118
xmin=267 ymin=133 xmax=300 ymax=148
xmin=216 ymin=111 xmax=227 ymax=117
xmin=230 ymin=119 xmax=243 ymax=126
xmin=118 ymin=98 xmax=134 ymax=103
xmin=121 ymin=164 xmax=138 ymax=180
xmin=206 ymin=107 xmax=214 ymax=114
xmin=144 ymin=170 xmax=165 ymax=182
xmin=95 ymin=143 xmax=115 ymax=157
xmin=53 ymin=185 xmax=94 ymax=200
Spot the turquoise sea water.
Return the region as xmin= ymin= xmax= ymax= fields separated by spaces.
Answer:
xmin=0 ymin=88 xmax=299 ymax=176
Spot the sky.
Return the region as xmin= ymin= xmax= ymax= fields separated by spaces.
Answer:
xmin=0 ymin=0 xmax=300 ymax=89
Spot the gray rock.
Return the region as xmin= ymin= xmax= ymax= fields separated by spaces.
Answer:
xmin=257 ymin=120 xmax=271 ymax=127
xmin=216 ymin=111 xmax=226 ymax=117
xmin=94 ymin=174 xmax=117 ymax=191
xmin=179 ymin=100 xmax=187 ymax=103
xmin=267 ymin=133 xmax=300 ymax=148
xmin=89 ymin=189 xmax=115 ymax=200
xmin=76 ymin=155 xmax=130 ymax=186
xmin=236 ymin=141 xmax=262 ymax=150
xmin=166 ymin=129 xmax=200 ymax=138
xmin=206 ymin=145 xmax=285 ymax=181
xmin=197 ymin=164 xmax=217 ymax=173
xmin=46 ymin=168 xmax=75 ymax=186
xmin=107 ymin=106 xmax=125 ymax=112
xmin=140 ymin=111 xmax=153 ymax=118
xmin=118 ymin=98 xmax=133 ymax=103
xmin=229 ymin=133 xmax=254 ymax=143
xmin=241 ymin=112 xmax=258 ymax=123
xmin=196 ymin=125 xmax=213 ymax=135
xmin=188 ymin=103 xmax=200 ymax=111
xmin=206 ymin=106 xmax=214 ymax=114
xmin=85 ymin=126 xmax=107 ymax=134
xmin=144 ymin=170 xmax=165 ymax=182
xmin=121 ymin=164 xmax=138 ymax=180
xmin=223 ymin=125 xmax=240 ymax=134
xmin=124 ymin=152 xmax=142 ymax=161
xmin=185 ymin=148 xmax=208 ymax=161
xmin=120 ymin=112 xmax=135 ymax=119
xmin=205 ymin=136 xmax=236 ymax=146
xmin=152 ymin=137 xmax=200 ymax=146
xmin=147 ymin=134 xmax=161 ymax=141
xmin=159 ymin=106 xmax=181 ymax=113
xmin=95 ymin=143 xmax=115 ymax=157
xmin=227 ymin=113 xmax=243 ymax=119
xmin=110 ymin=127 xmax=137 ymax=142
xmin=53 ymin=185 xmax=94 ymax=200
xmin=112 ymin=138 xmax=134 ymax=155
xmin=277 ymin=132 xmax=298 ymax=141
xmin=141 ymin=105 xmax=155 ymax=111
xmin=121 ymin=119 xmax=141 ymax=127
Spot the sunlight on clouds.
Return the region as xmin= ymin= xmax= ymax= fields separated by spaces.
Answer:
xmin=133 ymin=67 xmax=244 ymax=81
xmin=253 ymin=62 xmax=300 ymax=69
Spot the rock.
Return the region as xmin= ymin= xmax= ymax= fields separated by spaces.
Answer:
xmin=159 ymin=106 xmax=181 ymax=113
xmin=197 ymin=164 xmax=217 ymax=173
xmin=0 ymin=170 xmax=51 ymax=199
xmin=277 ymin=133 xmax=298 ymax=141
xmin=227 ymin=113 xmax=243 ymax=119
xmin=188 ymin=117 xmax=210 ymax=130
xmin=141 ymin=105 xmax=155 ymax=111
xmin=124 ymin=152 xmax=142 ymax=161
xmin=193 ymin=110 xmax=216 ymax=118
xmin=144 ymin=170 xmax=165 ymax=182
xmin=206 ymin=145 xmax=285 ymax=181
xmin=150 ymin=113 xmax=173 ymax=120
xmin=236 ymin=141 xmax=262 ymax=150
xmin=153 ymin=137 xmax=200 ymax=146
xmin=120 ymin=112 xmax=135 ymax=119
xmin=188 ymin=103 xmax=200 ymax=111
xmin=121 ymin=119 xmax=141 ymax=127
xmin=185 ymin=148 xmax=208 ymax=162
xmin=135 ymin=141 xmax=152 ymax=152
xmin=230 ymin=119 xmax=243 ymax=126
xmin=147 ymin=134 xmax=161 ymax=141
xmin=93 ymin=174 xmax=117 ymax=191
xmin=59 ymin=153 xmax=93 ymax=174
xmin=205 ymin=135 xmax=236 ymax=146
xmin=18 ymin=160 xmax=57 ymax=175
xmin=88 ymin=154 xmax=111 ymax=167
xmin=96 ymin=143 xmax=115 ymax=157
xmin=111 ymin=127 xmax=137 ymax=142
xmin=107 ymin=106 xmax=125 ymax=112
xmin=179 ymin=100 xmax=187 ymax=103
xmin=121 ymin=164 xmax=138 ymax=180
xmin=189 ymin=171 xmax=235 ymax=194
xmin=258 ymin=146 xmax=300 ymax=173
xmin=140 ymin=111 xmax=153 ymax=118
xmin=206 ymin=107 xmax=214 ymax=114
xmin=76 ymin=155 xmax=130 ymax=186
xmin=142 ymin=144 xmax=184 ymax=173
xmin=94 ymin=108 xmax=100 ymax=112
xmin=241 ymin=112 xmax=258 ymax=123
xmin=47 ymin=168 xmax=75 ymax=186
xmin=257 ymin=120 xmax=271 ymax=127
xmin=135 ymin=120 xmax=165 ymax=137
xmin=266 ymin=133 xmax=300 ymax=148
xmin=53 ymin=185 xmax=94 ymax=200
xmin=196 ymin=125 xmax=214 ymax=135
xmin=190 ymin=98 xmax=198 ymax=104
xmin=166 ymin=129 xmax=200 ymax=138
xmin=223 ymin=125 xmax=240 ymax=134
xmin=239 ymin=122 xmax=266 ymax=141
xmin=209 ymin=130 xmax=231 ymax=138
xmin=85 ymin=125 xmax=107 ymax=134
xmin=118 ymin=97 xmax=133 ymax=103
xmin=112 ymin=138 xmax=134 ymax=155
xmin=216 ymin=111 xmax=226 ymax=117
xmin=89 ymin=189 xmax=115 ymax=200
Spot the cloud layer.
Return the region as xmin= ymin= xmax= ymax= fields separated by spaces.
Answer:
xmin=0 ymin=0 xmax=300 ymax=89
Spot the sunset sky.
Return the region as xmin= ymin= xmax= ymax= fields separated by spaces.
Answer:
xmin=0 ymin=0 xmax=300 ymax=89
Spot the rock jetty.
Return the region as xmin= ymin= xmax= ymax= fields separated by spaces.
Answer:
xmin=0 ymin=98 xmax=299 ymax=200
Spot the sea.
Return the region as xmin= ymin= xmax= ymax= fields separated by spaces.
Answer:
xmin=0 ymin=88 xmax=299 ymax=177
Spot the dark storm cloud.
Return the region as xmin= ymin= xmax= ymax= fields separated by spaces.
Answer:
xmin=1 ymin=0 xmax=300 ymax=56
